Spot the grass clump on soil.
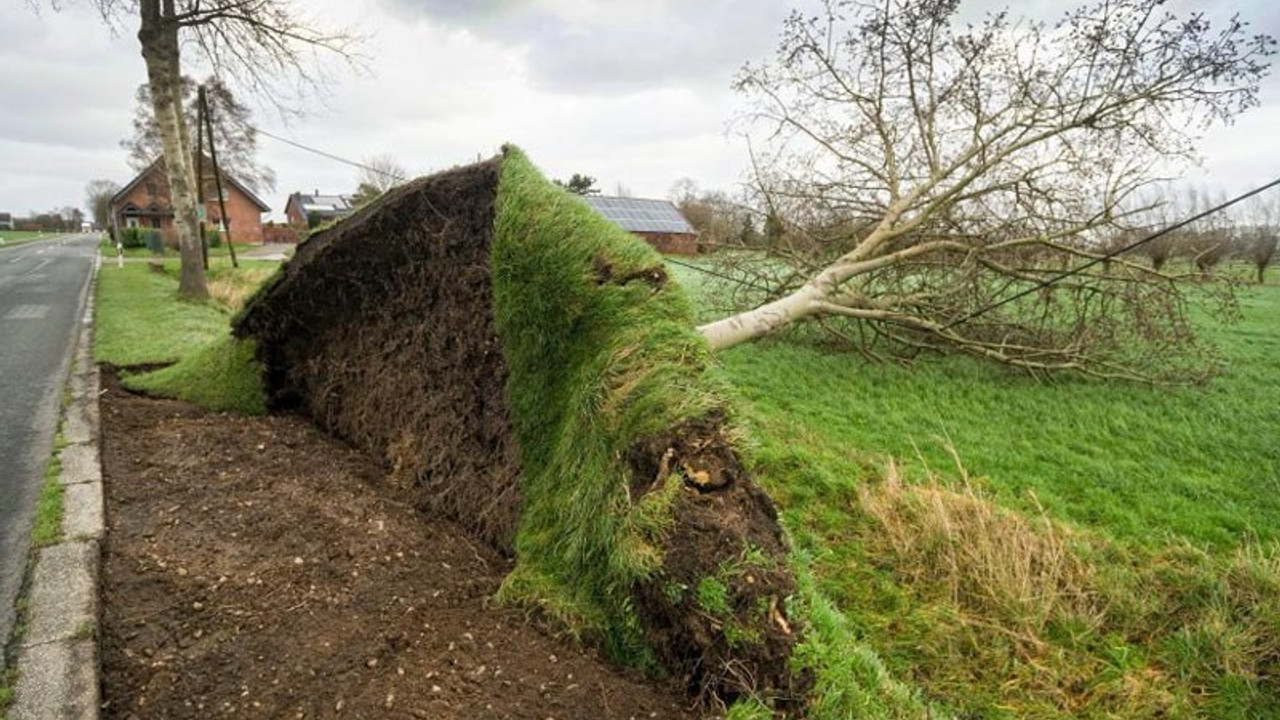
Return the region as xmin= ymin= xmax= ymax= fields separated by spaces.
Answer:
xmin=665 ymin=259 xmax=1280 ymax=717
xmin=491 ymin=148 xmax=803 ymax=702
xmin=96 ymin=260 xmax=271 ymax=414
xmin=492 ymin=147 xmax=717 ymax=649
xmin=124 ymin=337 xmax=266 ymax=415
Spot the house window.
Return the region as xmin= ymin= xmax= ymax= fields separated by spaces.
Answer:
xmin=125 ymin=217 xmax=139 ymax=228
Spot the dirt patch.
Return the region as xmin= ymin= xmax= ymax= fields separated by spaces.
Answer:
xmin=99 ymin=370 xmax=700 ymax=720
xmin=236 ymin=159 xmax=523 ymax=553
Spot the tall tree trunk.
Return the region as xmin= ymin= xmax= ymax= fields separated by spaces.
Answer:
xmin=139 ymin=0 xmax=206 ymax=299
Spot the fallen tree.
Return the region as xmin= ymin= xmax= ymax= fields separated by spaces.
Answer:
xmin=699 ymin=0 xmax=1272 ymax=382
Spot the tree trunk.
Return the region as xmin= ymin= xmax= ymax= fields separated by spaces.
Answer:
xmin=698 ymin=285 xmax=823 ymax=350
xmin=139 ymin=0 xmax=206 ymax=299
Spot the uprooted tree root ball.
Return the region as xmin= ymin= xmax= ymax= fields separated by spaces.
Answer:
xmin=236 ymin=147 xmax=807 ymax=708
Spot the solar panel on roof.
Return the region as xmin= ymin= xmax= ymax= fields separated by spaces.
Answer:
xmin=582 ymin=195 xmax=694 ymax=234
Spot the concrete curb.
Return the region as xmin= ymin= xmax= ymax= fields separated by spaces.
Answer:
xmin=12 ymin=257 xmax=102 ymax=720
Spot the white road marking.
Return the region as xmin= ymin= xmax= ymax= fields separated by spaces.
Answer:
xmin=3 ymin=304 xmax=50 ymax=320
xmin=25 ymin=259 xmax=52 ymax=273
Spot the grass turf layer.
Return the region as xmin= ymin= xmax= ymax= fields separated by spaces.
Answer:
xmin=491 ymin=148 xmax=802 ymax=701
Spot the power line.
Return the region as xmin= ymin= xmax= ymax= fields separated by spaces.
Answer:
xmin=250 ymin=124 xmax=408 ymax=182
xmin=940 ymin=176 xmax=1280 ymax=331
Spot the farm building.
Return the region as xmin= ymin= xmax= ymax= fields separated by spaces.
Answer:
xmin=284 ymin=191 xmax=356 ymax=227
xmin=583 ymin=196 xmax=698 ymax=255
xmin=0 ymin=212 xmax=13 ymax=230
xmin=110 ymin=158 xmax=270 ymax=243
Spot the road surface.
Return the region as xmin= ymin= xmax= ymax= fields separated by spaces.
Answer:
xmin=0 ymin=234 xmax=97 ymax=663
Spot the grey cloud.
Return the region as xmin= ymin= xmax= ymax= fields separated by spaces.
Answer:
xmin=378 ymin=0 xmax=794 ymax=93
xmin=397 ymin=0 xmax=524 ymax=22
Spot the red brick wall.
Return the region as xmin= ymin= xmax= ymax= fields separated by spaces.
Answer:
xmin=205 ymin=178 xmax=265 ymax=244
xmin=263 ymin=224 xmax=301 ymax=244
xmin=636 ymin=231 xmax=698 ymax=255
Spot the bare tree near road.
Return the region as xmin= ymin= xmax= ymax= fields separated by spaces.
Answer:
xmin=35 ymin=0 xmax=358 ymax=298
xmin=85 ymin=179 xmax=122 ymax=230
xmin=702 ymin=0 xmax=1274 ymax=381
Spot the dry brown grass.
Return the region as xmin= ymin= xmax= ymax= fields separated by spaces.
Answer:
xmin=208 ymin=266 xmax=275 ymax=311
xmin=857 ymin=455 xmax=1102 ymax=641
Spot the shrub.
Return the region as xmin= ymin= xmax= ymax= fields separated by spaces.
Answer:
xmin=119 ymin=227 xmax=146 ymax=249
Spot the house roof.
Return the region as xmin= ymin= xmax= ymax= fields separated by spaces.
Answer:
xmin=288 ymin=192 xmax=355 ymax=216
xmin=582 ymin=196 xmax=695 ymax=235
xmin=110 ymin=157 xmax=271 ymax=212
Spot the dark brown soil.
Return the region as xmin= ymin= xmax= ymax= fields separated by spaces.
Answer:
xmin=99 ymin=370 xmax=701 ymax=720
xmin=237 ymin=159 xmax=523 ymax=553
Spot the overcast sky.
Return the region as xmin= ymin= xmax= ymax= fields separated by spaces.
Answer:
xmin=2 ymin=0 xmax=1277 ymax=220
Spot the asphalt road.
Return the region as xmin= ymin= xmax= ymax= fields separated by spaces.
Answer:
xmin=0 ymin=234 xmax=97 ymax=662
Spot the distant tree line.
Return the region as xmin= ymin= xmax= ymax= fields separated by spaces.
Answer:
xmin=9 ymin=208 xmax=86 ymax=232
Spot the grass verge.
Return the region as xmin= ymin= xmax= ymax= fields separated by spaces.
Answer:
xmin=95 ymin=259 xmax=271 ymax=414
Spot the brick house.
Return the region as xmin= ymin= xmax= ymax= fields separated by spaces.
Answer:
xmin=110 ymin=158 xmax=270 ymax=243
xmin=582 ymin=196 xmax=699 ymax=255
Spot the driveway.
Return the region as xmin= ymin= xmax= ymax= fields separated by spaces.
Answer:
xmin=0 ymin=233 xmax=97 ymax=662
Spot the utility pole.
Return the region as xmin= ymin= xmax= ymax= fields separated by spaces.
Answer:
xmin=199 ymin=84 xmax=239 ymax=269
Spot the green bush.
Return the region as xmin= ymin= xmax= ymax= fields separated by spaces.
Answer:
xmin=206 ymin=227 xmax=223 ymax=248
xmin=119 ymin=226 xmax=146 ymax=249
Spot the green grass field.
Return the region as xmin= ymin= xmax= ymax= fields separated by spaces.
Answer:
xmin=669 ymin=260 xmax=1280 ymax=718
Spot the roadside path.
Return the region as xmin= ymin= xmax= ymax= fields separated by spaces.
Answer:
xmin=0 ymin=234 xmax=98 ymax=661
